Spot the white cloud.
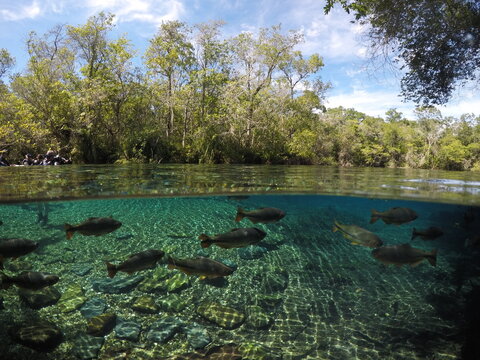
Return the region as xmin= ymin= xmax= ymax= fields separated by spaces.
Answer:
xmin=83 ymin=0 xmax=185 ymax=26
xmin=0 ymin=0 xmax=41 ymax=21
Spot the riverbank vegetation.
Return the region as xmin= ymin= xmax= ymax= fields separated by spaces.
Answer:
xmin=1 ymin=12 xmax=479 ymax=170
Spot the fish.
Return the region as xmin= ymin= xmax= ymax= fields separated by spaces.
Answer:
xmin=167 ymin=256 xmax=234 ymax=280
xmin=370 ymin=207 xmax=418 ymax=225
xmin=106 ymin=249 xmax=165 ymax=278
xmin=0 ymin=220 xmax=3 ymax=226
xmin=0 ymin=238 xmax=39 ymax=270
xmin=64 ymin=217 xmax=122 ymax=239
xmin=372 ymin=244 xmax=437 ymax=267
xmin=235 ymin=207 xmax=286 ymax=224
xmin=1 ymin=271 xmax=59 ymax=290
xmin=199 ymin=227 xmax=267 ymax=249
xmin=465 ymin=235 xmax=480 ymax=248
xmin=411 ymin=227 xmax=443 ymax=240
xmin=332 ymin=221 xmax=383 ymax=248
xmin=226 ymin=195 xmax=250 ymax=201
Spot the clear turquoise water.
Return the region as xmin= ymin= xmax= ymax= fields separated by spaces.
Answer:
xmin=1 ymin=193 xmax=479 ymax=359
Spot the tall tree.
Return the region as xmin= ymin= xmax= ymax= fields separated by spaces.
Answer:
xmin=325 ymin=0 xmax=480 ymax=105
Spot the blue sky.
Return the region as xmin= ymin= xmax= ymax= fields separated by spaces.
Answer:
xmin=1 ymin=0 xmax=479 ymax=119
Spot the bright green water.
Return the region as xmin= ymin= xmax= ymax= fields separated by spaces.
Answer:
xmin=0 ymin=165 xmax=479 ymax=359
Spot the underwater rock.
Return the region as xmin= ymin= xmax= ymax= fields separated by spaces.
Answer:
xmin=196 ymin=302 xmax=245 ymax=329
xmin=165 ymin=272 xmax=190 ymax=292
xmin=91 ymin=275 xmax=144 ymax=294
xmin=57 ymin=283 xmax=87 ymax=313
xmin=254 ymin=294 xmax=283 ymax=309
xmin=5 ymin=259 xmax=33 ymax=272
xmin=71 ymin=263 xmax=93 ymax=277
xmin=73 ymin=334 xmax=105 ymax=359
xmin=245 ymin=305 xmax=272 ymax=329
xmin=80 ymin=298 xmax=107 ymax=319
xmin=146 ymin=316 xmax=184 ymax=343
xmin=238 ymin=342 xmax=274 ymax=360
xmin=132 ymin=295 xmax=159 ymax=314
xmin=137 ymin=267 xmax=170 ymax=293
xmin=261 ymin=270 xmax=288 ymax=293
xmin=9 ymin=320 xmax=63 ymax=352
xmin=184 ymin=322 xmax=211 ymax=349
xmin=218 ymin=258 xmax=238 ymax=270
xmin=196 ymin=249 xmax=209 ymax=257
xmin=114 ymin=318 xmax=141 ymax=342
xmin=238 ymin=246 xmax=268 ymax=260
xmin=18 ymin=286 xmax=61 ymax=310
xmin=157 ymin=293 xmax=189 ymax=312
xmin=86 ymin=313 xmax=117 ymax=337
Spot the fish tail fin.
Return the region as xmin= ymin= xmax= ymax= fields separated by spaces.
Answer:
xmin=332 ymin=220 xmax=340 ymax=232
xmin=198 ymin=233 xmax=210 ymax=241
xmin=411 ymin=228 xmax=418 ymax=240
xmin=64 ymin=224 xmax=74 ymax=240
xmin=370 ymin=209 xmax=380 ymax=224
xmin=199 ymin=234 xmax=212 ymax=248
xmin=167 ymin=256 xmax=175 ymax=270
xmin=106 ymin=262 xmax=117 ymax=278
xmin=427 ymin=249 xmax=438 ymax=267
xmin=0 ymin=273 xmax=12 ymax=290
xmin=235 ymin=207 xmax=245 ymax=222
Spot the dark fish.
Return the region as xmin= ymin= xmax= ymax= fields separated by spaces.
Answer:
xmin=235 ymin=207 xmax=285 ymax=224
xmin=64 ymin=217 xmax=122 ymax=239
xmin=370 ymin=207 xmax=418 ymax=225
xmin=1 ymin=271 xmax=59 ymax=290
xmin=167 ymin=256 xmax=234 ymax=280
xmin=199 ymin=227 xmax=266 ymax=249
xmin=0 ymin=238 xmax=39 ymax=270
xmin=333 ymin=221 xmax=383 ymax=248
xmin=411 ymin=227 xmax=443 ymax=240
xmin=465 ymin=235 xmax=480 ymax=248
xmin=106 ymin=249 xmax=165 ymax=278
xmin=0 ymin=220 xmax=3 ymax=226
xmin=227 ymin=195 xmax=250 ymax=201
xmin=372 ymin=244 xmax=437 ymax=267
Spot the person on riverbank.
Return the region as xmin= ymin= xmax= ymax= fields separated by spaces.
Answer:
xmin=0 ymin=150 xmax=10 ymax=166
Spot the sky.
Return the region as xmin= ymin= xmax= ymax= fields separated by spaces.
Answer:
xmin=0 ymin=0 xmax=479 ymax=119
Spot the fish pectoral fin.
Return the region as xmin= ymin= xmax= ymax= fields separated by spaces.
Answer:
xmin=199 ymin=275 xmax=207 ymax=280
xmin=410 ymin=259 xmax=424 ymax=267
xmin=350 ymin=241 xmax=360 ymax=245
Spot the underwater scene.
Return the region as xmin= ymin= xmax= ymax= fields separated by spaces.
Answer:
xmin=1 ymin=194 xmax=480 ymax=360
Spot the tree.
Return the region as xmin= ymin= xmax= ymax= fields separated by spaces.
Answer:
xmin=0 ymin=48 xmax=15 ymax=80
xmin=325 ymin=0 xmax=480 ymax=105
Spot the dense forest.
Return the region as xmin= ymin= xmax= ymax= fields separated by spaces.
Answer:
xmin=0 ymin=12 xmax=479 ymax=170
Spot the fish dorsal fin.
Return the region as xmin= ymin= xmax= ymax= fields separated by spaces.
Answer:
xmin=230 ymin=228 xmax=240 ymax=232
xmin=87 ymin=217 xmax=97 ymax=221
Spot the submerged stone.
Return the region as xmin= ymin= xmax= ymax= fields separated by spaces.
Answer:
xmin=239 ymin=342 xmax=274 ymax=360
xmin=196 ymin=302 xmax=245 ymax=329
xmin=92 ymin=275 xmax=144 ymax=294
xmin=238 ymin=246 xmax=267 ymax=260
xmin=57 ymin=283 xmax=87 ymax=313
xmin=80 ymin=298 xmax=107 ymax=319
xmin=115 ymin=318 xmax=141 ymax=342
xmin=254 ymin=294 xmax=283 ymax=309
xmin=9 ymin=320 xmax=63 ymax=352
xmin=165 ymin=272 xmax=190 ymax=292
xmin=73 ymin=334 xmax=105 ymax=360
xmin=146 ymin=317 xmax=184 ymax=343
xmin=132 ymin=295 xmax=159 ymax=314
xmin=157 ymin=294 xmax=189 ymax=312
xmin=18 ymin=286 xmax=61 ymax=310
xmin=137 ymin=267 xmax=170 ymax=293
xmin=71 ymin=263 xmax=93 ymax=277
xmin=245 ymin=305 xmax=272 ymax=329
xmin=86 ymin=313 xmax=117 ymax=337
xmin=184 ymin=322 xmax=211 ymax=349
xmin=261 ymin=270 xmax=288 ymax=293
